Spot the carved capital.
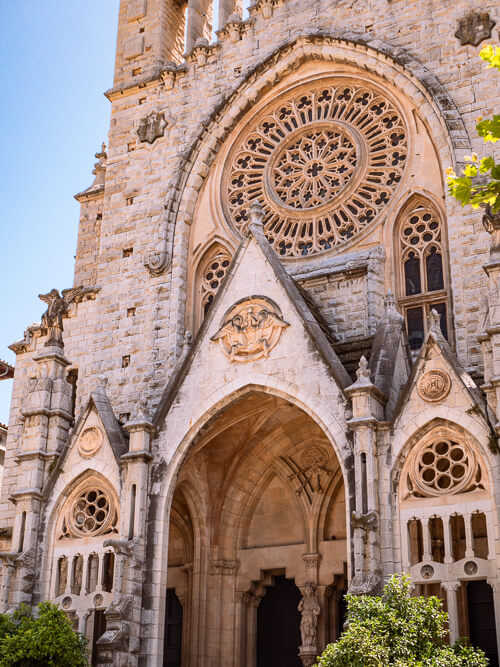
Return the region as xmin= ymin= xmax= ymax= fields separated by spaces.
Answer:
xmin=209 ymin=559 xmax=240 ymax=575
xmin=351 ymin=510 xmax=378 ymax=531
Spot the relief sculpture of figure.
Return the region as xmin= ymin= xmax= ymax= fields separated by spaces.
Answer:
xmin=298 ymin=582 xmax=320 ymax=647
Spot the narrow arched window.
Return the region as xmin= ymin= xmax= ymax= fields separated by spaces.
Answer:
xmin=397 ymin=203 xmax=449 ymax=350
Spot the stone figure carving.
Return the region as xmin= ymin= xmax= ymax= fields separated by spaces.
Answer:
xmin=298 ymin=583 xmax=320 ymax=647
xmin=455 ymin=12 xmax=495 ymax=46
xmin=137 ymin=111 xmax=167 ymax=144
xmin=211 ymin=297 xmax=289 ymax=362
xmin=39 ymin=287 xmax=85 ymax=346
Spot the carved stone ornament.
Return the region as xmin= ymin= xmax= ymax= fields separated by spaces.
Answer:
xmin=455 ymin=12 xmax=495 ymax=47
xmin=78 ymin=426 xmax=103 ymax=458
xmin=420 ymin=564 xmax=434 ymax=580
xmin=464 ymin=560 xmax=478 ymax=575
xmin=298 ymin=583 xmax=320 ymax=648
xmin=211 ymin=297 xmax=289 ymax=362
xmin=417 ymin=369 xmax=451 ymax=402
xmin=39 ymin=287 xmax=90 ymax=346
xmin=286 ymin=445 xmax=332 ymax=502
xmin=137 ymin=111 xmax=167 ymax=144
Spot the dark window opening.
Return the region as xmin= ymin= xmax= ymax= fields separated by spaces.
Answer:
xmin=429 ymin=516 xmax=444 ymax=563
xmin=102 ymin=552 xmax=115 ymax=593
xmin=404 ymin=251 xmax=421 ymax=296
xmin=163 ymin=589 xmax=183 ymax=667
xmin=408 ymin=518 xmax=423 ymax=565
xmin=451 ymin=514 xmax=466 ymax=561
xmin=406 ymin=307 xmax=425 ymax=350
xmin=426 ymin=246 xmax=444 ymax=292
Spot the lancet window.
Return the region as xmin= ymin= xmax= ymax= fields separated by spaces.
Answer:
xmin=198 ymin=247 xmax=232 ymax=319
xmin=396 ymin=202 xmax=449 ymax=350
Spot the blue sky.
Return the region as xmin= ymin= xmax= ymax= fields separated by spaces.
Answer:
xmin=0 ymin=1 xmax=120 ymax=423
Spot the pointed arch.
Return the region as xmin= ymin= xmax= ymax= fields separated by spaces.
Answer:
xmin=392 ymin=195 xmax=451 ymax=350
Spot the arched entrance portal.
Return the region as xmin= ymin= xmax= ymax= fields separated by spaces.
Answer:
xmin=164 ymin=391 xmax=348 ymax=666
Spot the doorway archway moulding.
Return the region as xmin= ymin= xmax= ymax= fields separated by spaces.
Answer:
xmin=147 ymin=379 xmax=353 ymax=664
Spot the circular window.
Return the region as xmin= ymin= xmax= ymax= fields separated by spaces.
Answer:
xmin=68 ymin=488 xmax=113 ymax=537
xmin=223 ymin=80 xmax=408 ymax=257
xmin=409 ymin=438 xmax=479 ymax=497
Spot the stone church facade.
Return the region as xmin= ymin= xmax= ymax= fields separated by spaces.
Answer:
xmin=3 ymin=0 xmax=500 ymax=665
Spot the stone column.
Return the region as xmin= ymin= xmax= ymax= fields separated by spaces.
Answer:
xmin=487 ymin=579 xmax=500 ymax=658
xmin=480 ymin=207 xmax=500 ymax=428
xmin=10 ymin=340 xmax=73 ymax=607
xmin=345 ymin=357 xmax=385 ymax=596
xmin=95 ymin=405 xmax=154 ymax=667
xmin=442 ymin=581 xmax=460 ymax=644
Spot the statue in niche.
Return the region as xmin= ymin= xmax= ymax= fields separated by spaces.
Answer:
xmin=298 ymin=582 xmax=320 ymax=647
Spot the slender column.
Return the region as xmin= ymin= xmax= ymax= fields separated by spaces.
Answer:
xmin=464 ymin=513 xmax=474 ymax=559
xmin=487 ymin=580 xmax=500 ymax=660
xmin=442 ymin=582 xmax=460 ymax=644
xmin=443 ymin=516 xmax=453 ymax=564
xmin=421 ymin=518 xmax=431 ymax=562
xmin=246 ymin=595 xmax=260 ymax=667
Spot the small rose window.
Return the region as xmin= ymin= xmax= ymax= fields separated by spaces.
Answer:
xmin=408 ymin=438 xmax=481 ymax=498
xmin=69 ymin=488 xmax=112 ymax=536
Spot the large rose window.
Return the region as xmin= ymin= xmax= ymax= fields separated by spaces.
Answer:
xmin=223 ymin=80 xmax=408 ymax=257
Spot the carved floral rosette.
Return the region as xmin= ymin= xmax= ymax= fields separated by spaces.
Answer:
xmin=211 ymin=296 xmax=289 ymax=362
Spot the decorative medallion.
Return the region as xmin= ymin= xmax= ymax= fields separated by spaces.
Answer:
xmin=223 ymin=79 xmax=408 ymax=257
xmin=211 ymin=297 xmax=289 ymax=362
xmin=93 ymin=593 xmax=104 ymax=607
xmin=78 ymin=426 xmax=103 ymax=458
xmin=420 ymin=564 xmax=434 ymax=580
xmin=455 ymin=12 xmax=495 ymax=47
xmin=417 ymin=370 xmax=451 ymax=402
xmin=464 ymin=560 xmax=478 ymax=575
xmin=137 ymin=111 xmax=167 ymax=144
xmin=408 ymin=438 xmax=480 ymax=498
xmin=62 ymin=596 xmax=72 ymax=609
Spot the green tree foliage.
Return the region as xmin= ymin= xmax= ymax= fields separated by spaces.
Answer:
xmin=316 ymin=575 xmax=488 ymax=667
xmin=0 ymin=601 xmax=89 ymax=667
xmin=447 ymin=45 xmax=500 ymax=213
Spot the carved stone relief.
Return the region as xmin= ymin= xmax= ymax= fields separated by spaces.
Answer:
xmin=78 ymin=426 xmax=103 ymax=458
xmin=417 ymin=369 xmax=451 ymax=402
xmin=455 ymin=12 xmax=495 ymax=46
xmin=284 ymin=445 xmax=332 ymax=503
xmin=137 ymin=111 xmax=167 ymax=144
xmin=211 ymin=297 xmax=289 ymax=361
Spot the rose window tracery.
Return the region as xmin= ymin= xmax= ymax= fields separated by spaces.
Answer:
xmin=407 ymin=438 xmax=482 ymax=498
xmin=223 ymin=81 xmax=408 ymax=257
xmin=60 ymin=485 xmax=117 ymax=539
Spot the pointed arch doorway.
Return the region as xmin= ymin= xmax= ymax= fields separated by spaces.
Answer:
xmin=163 ymin=390 xmax=348 ymax=666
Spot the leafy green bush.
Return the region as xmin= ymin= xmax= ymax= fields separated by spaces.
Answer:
xmin=0 ymin=601 xmax=89 ymax=667
xmin=316 ymin=575 xmax=487 ymax=666
xmin=447 ymin=45 xmax=500 ymax=213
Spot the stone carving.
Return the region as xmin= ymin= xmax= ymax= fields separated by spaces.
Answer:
xmin=351 ymin=510 xmax=378 ymax=531
xmin=417 ymin=369 xmax=451 ymax=402
xmin=209 ymin=560 xmax=240 ymax=575
xmin=211 ymin=297 xmax=289 ymax=362
xmin=39 ymin=287 xmax=87 ymax=346
xmin=62 ymin=596 xmax=72 ymax=609
xmin=464 ymin=560 xmax=478 ymax=575
xmin=224 ymin=79 xmax=407 ymax=256
xmin=455 ymin=12 xmax=495 ymax=47
xmin=288 ymin=445 xmax=332 ymax=500
xmin=200 ymin=249 xmax=232 ymax=316
xmin=78 ymin=426 xmax=103 ymax=458
xmin=93 ymin=593 xmax=104 ymax=607
xmin=420 ymin=564 xmax=434 ymax=580
xmin=298 ymin=583 xmax=320 ymax=647
xmin=137 ymin=111 xmax=167 ymax=144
